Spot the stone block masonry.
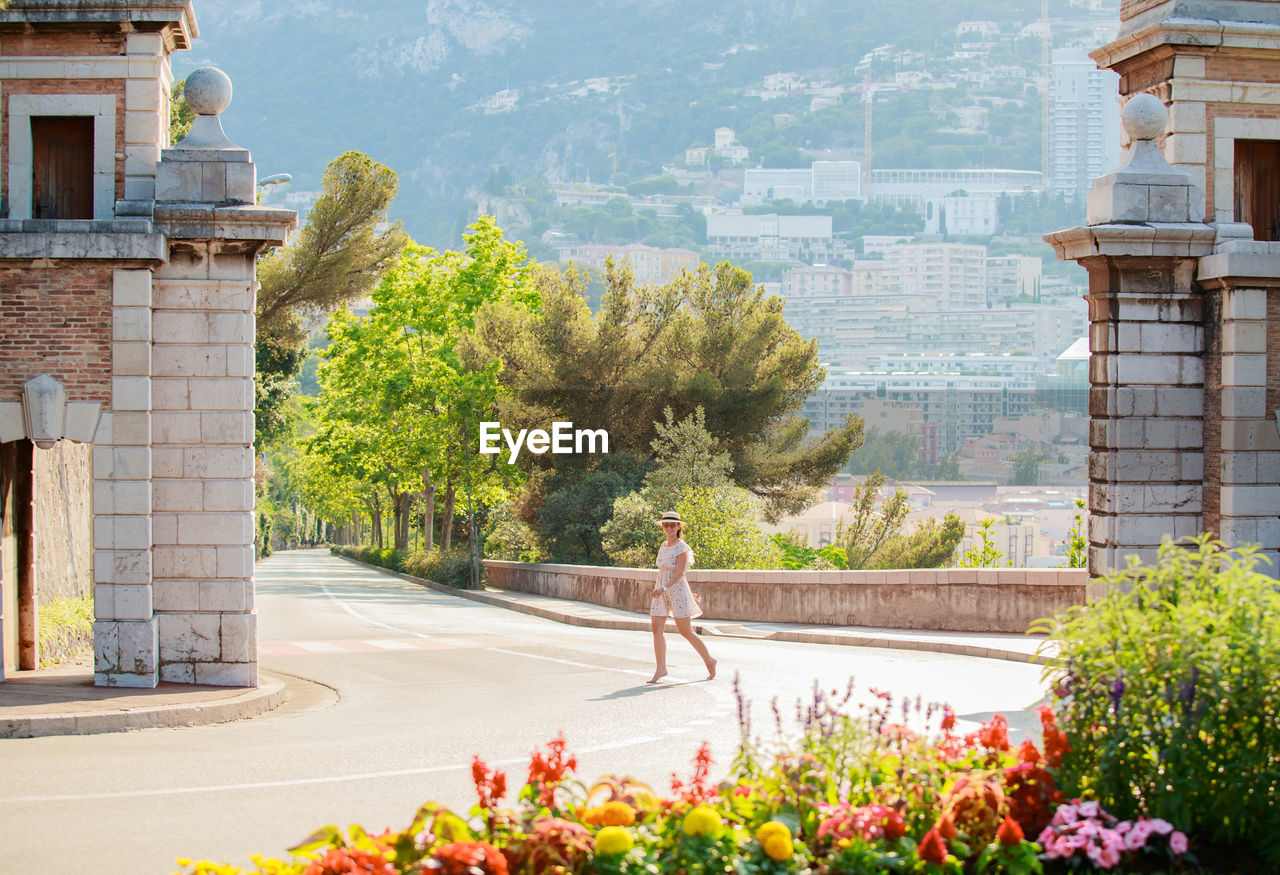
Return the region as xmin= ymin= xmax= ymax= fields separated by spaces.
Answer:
xmin=0 ymin=2 xmax=292 ymax=688
xmin=1055 ymin=2 xmax=1280 ymax=576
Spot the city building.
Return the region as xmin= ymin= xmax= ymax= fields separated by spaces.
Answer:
xmin=870 ymin=168 xmax=1041 ymax=211
xmin=887 ymin=242 xmax=988 ymax=309
xmin=802 ymin=370 xmax=1036 ymax=456
xmin=1049 ymin=47 xmax=1122 ymax=202
xmin=556 ymin=243 xmax=699 ymax=285
xmin=706 ymin=213 xmax=840 ymax=262
xmin=987 ymin=255 xmax=1042 ymax=305
xmin=781 ymin=264 xmax=852 ymax=298
xmin=922 ymin=194 xmax=999 ymax=236
xmin=741 ymin=161 xmax=862 ymax=206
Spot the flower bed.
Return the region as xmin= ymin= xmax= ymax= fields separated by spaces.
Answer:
xmin=177 ymin=681 xmax=1202 ymax=875
xmin=181 ymin=537 xmax=1274 ymax=874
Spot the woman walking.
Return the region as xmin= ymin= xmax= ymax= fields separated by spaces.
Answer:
xmin=647 ymin=510 xmax=717 ymax=684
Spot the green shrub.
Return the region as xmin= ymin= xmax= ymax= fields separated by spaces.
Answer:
xmin=676 ymin=485 xmax=782 ymax=570
xmin=403 ymin=547 xmax=477 ymax=589
xmin=1035 ymin=536 xmax=1280 ymax=863
xmin=600 ymin=488 xmax=663 ymax=568
xmin=38 ymin=594 xmax=94 ymax=667
xmin=481 ymin=502 xmax=543 ymax=563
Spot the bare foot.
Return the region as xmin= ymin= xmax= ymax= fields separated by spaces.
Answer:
xmin=647 ymin=669 xmax=667 ymax=684
xmin=705 ymin=658 xmax=717 ymax=680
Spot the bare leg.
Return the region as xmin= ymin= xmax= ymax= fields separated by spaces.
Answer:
xmin=673 ymin=616 xmax=716 ymax=679
xmin=647 ymin=615 xmax=668 ymax=683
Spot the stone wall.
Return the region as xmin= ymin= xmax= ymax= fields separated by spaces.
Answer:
xmin=33 ymin=440 xmax=92 ymax=602
xmin=483 ymin=561 xmax=1089 ymax=634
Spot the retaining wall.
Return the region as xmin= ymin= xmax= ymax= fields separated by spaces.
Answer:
xmin=482 ymin=561 xmax=1090 ymax=634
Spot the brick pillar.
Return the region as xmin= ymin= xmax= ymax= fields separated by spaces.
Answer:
xmin=1047 ymin=94 xmax=1218 ymax=575
xmin=92 ymin=268 xmax=158 ymax=687
xmin=1197 ymin=245 xmax=1280 ymax=574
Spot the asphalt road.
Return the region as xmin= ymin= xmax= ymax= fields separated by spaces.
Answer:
xmin=0 ymin=549 xmax=1048 ymax=873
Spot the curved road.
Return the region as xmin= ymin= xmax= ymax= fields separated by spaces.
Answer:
xmin=0 ymin=548 xmax=1048 ymax=873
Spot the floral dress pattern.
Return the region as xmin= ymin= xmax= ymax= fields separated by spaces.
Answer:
xmin=651 ymin=541 xmax=702 ymax=619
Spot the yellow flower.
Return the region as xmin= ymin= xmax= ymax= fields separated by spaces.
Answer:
xmin=755 ymin=820 xmax=791 ymax=845
xmin=582 ymin=801 xmax=636 ymax=827
xmin=594 ymin=826 xmax=634 ymax=856
xmin=763 ymin=833 xmax=794 ymax=861
xmin=682 ymin=805 xmax=724 ymax=837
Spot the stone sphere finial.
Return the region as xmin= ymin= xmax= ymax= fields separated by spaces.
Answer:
xmin=1122 ymin=92 xmax=1167 ymax=141
xmin=184 ymin=66 xmax=233 ymax=116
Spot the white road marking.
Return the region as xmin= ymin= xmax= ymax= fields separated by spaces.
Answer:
xmin=366 ymin=640 xmax=415 ymax=650
xmin=293 ymin=641 xmax=343 ymax=653
xmin=3 ymin=734 xmax=667 ymax=803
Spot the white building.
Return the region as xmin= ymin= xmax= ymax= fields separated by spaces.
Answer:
xmin=923 ymin=195 xmax=999 ymax=236
xmin=987 ymin=255 xmax=1042 ymax=304
xmin=870 ymin=168 xmax=1041 ymax=212
xmin=812 ymin=160 xmax=862 ymax=204
xmin=742 ymin=168 xmax=811 ymax=205
xmin=714 ymin=127 xmax=736 ymax=151
xmin=706 ymin=213 xmax=839 ymax=262
xmin=1050 ymin=47 xmax=1123 ymax=201
xmin=742 ymin=160 xmax=862 ymax=206
xmin=887 ymin=242 xmax=988 ymax=310
xmin=782 ymin=264 xmax=852 ymax=298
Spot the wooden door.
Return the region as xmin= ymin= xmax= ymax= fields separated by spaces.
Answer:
xmin=1234 ymin=139 xmax=1280 ymax=242
xmin=31 ymin=116 xmax=94 ymax=220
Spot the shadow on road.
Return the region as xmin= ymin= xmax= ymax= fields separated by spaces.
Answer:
xmin=589 ymin=682 xmax=706 ymax=702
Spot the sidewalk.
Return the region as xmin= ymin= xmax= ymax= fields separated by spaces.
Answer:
xmin=367 ymin=558 xmax=1055 ymax=667
xmin=0 ymin=652 xmax=289 ymax=740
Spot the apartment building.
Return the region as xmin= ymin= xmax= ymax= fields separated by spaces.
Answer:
xmin=1050 ymin=47 xmax=1122 ymax=201
xmin=706 ymin=213 xmax=840 ymax=262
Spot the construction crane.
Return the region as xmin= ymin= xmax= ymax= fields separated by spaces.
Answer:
xmin=864 ymin=69 xmax=874 ymax=202
xmin=1042 ymin=0 xmax=1051 ymax=192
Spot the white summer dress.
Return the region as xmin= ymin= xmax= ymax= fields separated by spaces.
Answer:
xmin=651 ymin=541 xmax=702 ymax=619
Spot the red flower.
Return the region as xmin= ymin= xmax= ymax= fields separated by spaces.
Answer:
xmin=472 ymin=757 xmax=507 ymax=811
xmin=670 ymin=741 xmax=715 ymax=804
xmin=940 ymin=708 xmax=956 ymax=731
xmin=527 ymin=734 xmax=578 ymax=808
xmin=997 ymin=815 xmax=1025 ymax=846
xmin=1037 ymin=704 xmax=1071 ymax=768
xmin=1017 ymin=739 xmax=1042 ymax=765
xmin=428 ymin=841 xmax=509 ymax=875
xmin=1002 ymin=763 xmax=1062 ymax=837
xmin=918 ymin=828 xmax=948 ymax=864
xmin=978 ymin=715 xmax=1011 ymax=752
xmin=937 ymin=811 xmax=958 ymax=840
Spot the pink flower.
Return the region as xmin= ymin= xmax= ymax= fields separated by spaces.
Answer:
xmin=1095 ymin=843 xmax=1122 ymax=868
xmin=1124 ymin=820 xmax=1153 ymax=851
xmin=1077 ymin=801 xmax=1100 ymax=819
xmin=1170 ymin=831 xmax=1188 ymax=854
xmin=1053 ymin=803 xmax=1079 ymax=825
xmin=1148 ymin=818 xmax=1173 ymax=835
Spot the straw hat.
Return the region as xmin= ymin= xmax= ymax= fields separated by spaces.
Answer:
xmin=655 ymin=510 xmax=683 ymax=526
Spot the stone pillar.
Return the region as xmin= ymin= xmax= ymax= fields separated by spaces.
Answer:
xmin=146 ymin=68 xmax=293 ymax=686
xmin=1197 ymin=245 xmax=1280 ymax=573
xmin=1047 ymin=94 xmax=1218 ymax=575
xmin=92 ymin=268 xmax=158 ymax=687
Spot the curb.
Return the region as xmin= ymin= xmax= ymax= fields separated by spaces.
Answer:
xmin=0 ymin=671 xmax=288 ymax=739
xmin=334 ymin=554 xmax=1050 ymax=666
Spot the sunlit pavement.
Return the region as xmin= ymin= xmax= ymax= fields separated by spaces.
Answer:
xmin=0 ymin=548 xmax=1047 ymax=874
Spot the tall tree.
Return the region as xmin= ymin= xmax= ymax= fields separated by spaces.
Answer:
xmin=306 ymin=218 xmax=536 ymax=553
xmin=464 ymin=259 xmax=864 ymax=524
xmin=255 ymin=151 xmax=408 ymax=448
